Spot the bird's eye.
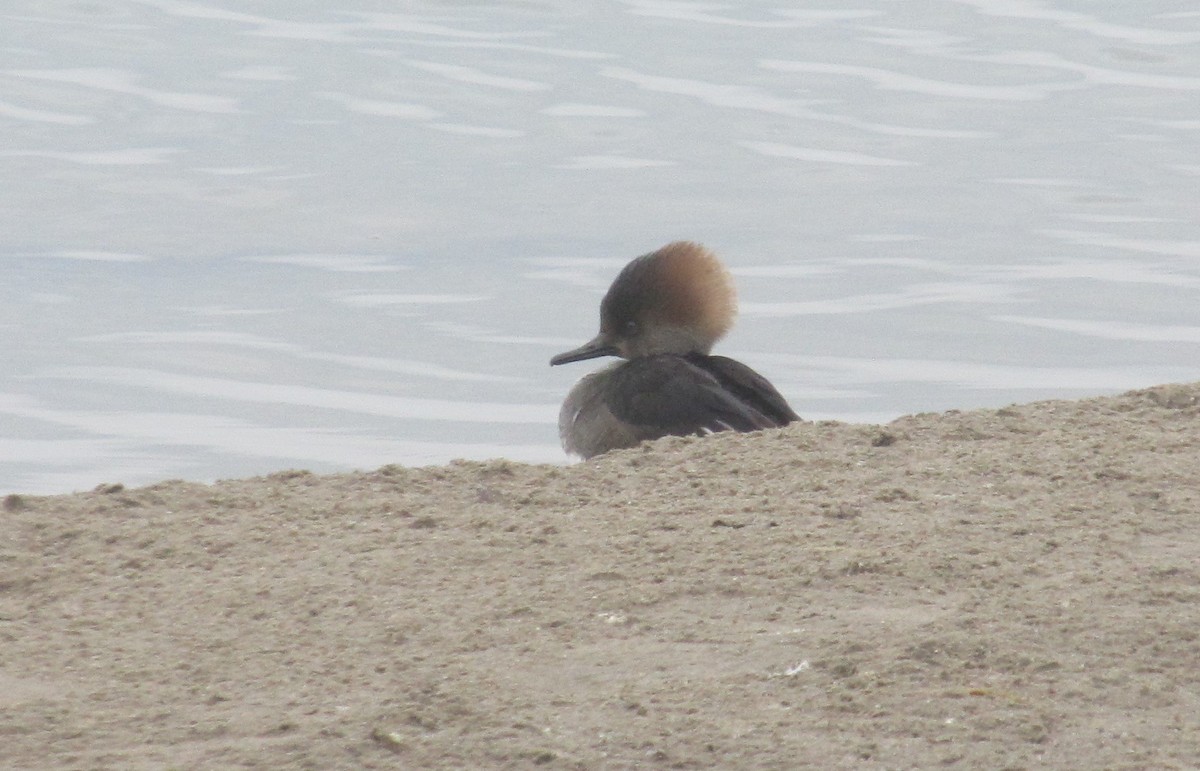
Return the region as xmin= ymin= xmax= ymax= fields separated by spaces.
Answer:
xmin=623 ymin=320 xmax=638 ymax=336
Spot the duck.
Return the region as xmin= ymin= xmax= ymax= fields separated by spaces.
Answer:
xmin=550 ymin=241 xmax=798 ymax=458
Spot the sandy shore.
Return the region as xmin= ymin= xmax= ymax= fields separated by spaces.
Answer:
xmin=3 ymin=383 xmax=1199 ymax=769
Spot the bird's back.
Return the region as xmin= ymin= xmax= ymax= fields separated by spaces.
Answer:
xmin=558 ymin=354 xmax=797 ymax=458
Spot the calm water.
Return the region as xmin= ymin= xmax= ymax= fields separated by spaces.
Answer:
xmin=3 ymin=1 xmax=1199 ymax=493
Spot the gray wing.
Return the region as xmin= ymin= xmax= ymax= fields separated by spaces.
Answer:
xmin=688 ymin=354 xmax=799 ymax=426
xmin=604 ymin=355 xmax=781 ymax=440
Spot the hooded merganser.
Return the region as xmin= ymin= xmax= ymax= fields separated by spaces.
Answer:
xmin=550 ymin=241 xmax=799 ymax=459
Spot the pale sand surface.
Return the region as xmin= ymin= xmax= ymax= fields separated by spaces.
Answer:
xmin=3 ymin=383 xmax=1199 ymax=769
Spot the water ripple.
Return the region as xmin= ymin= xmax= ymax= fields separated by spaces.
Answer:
xmin=541 ymin=103 xmax=646 ymax=118
xmin=740 ymin=141 xmax=915 ymax=167
xmin=39 ymin=367 xmax=556 ymax=424
xmin=742 ymin=281 xmax=1014 ymax=316
xmin=602 ymin=66 xmax=991 ymax=138
xmin=1041 ymin=230 xmax=1200 ymax=259
xmin=1 ymin=148 xmax=177 ymax=165
xmin=758 ymin=353 xmax=1196 ymax=392
xmin=8 ymin=68 xmax=238 ymax=112
xmin=954 ymin=0 xmax=1200 ymax=46
xmin=0 ymin=98 xmax=93 ymax=125
xmin=407 ymin=61 xmax=552 ymax=92
xmin=981 ymin=259 xmax=1200 ymax=287
xmin=247 ymin=255 xmax=406 ymax=272
xmin=601 ymin=66 xmax=819 ymax=116
xmin=337 ymin=294 xmax=490 ymax=307
xmin=970 ymin=51 xmax=1200 ymax=91
xmin=316 ymin=92 xmax=442 ymax=120
xmin=78 ymin=331 xmax=522 ymax=383
xmin=760 ymin=60 xmax=1060 ymax=101
xmin=555 ymin=155 xmax=674 ymax=170
xmin=623 ymin=1 xmax=843 ymax=28
xmin=993 ymin=316 xmax=1200 ymax=342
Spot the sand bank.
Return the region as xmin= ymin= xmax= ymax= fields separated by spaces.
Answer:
xmin=3 ymin=383 xmax=1198 ymax=768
